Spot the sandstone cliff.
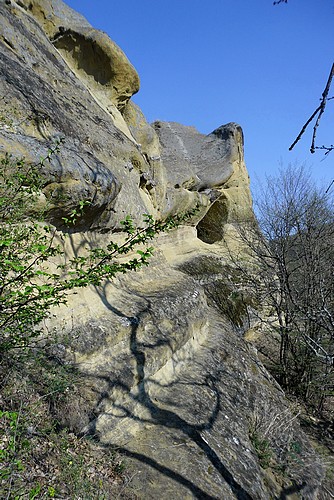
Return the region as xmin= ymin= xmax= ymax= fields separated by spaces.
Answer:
xmin=0 ymin=1 xmax=326 ymax=498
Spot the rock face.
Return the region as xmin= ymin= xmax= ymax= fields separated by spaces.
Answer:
xmin=0 ymin=1 xmax=325 ymax=498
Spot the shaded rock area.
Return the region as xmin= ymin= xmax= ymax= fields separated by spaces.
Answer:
xmin=0 ymin=1 xmax=327 ymax=498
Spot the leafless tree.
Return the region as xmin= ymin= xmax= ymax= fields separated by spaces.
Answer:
xmin=232 ymin=164 xmax=334 ymax=414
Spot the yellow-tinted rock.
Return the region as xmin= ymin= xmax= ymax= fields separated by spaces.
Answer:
xmin=0 ymin=2 xmax=325 ymax=498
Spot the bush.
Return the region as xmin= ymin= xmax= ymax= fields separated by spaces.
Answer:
xmin=0 ymin=142 xmax=198 ymax=354
xmin=0 ymin=141 xmax=198 ymax=498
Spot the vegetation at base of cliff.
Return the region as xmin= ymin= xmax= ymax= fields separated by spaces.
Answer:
xmin=230 ymin=163 xmax=334 ymax=419
xmin=0 ymin=143 xmax=197 ymax=498
xmin=0 ymin=355 xmax=137 ymax=499
xmin=249 ymin=403 xmax=308 ymax=474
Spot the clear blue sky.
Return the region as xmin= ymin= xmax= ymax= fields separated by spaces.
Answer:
xmin=65 ymin=0 xmax=334 ymax=192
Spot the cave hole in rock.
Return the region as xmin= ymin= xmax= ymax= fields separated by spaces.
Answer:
xmin=139 ymin=173 xmax=155 ymax=192
xmin=53 ymin=31 xmax=113 ymax=86
xmin=196 ymin=197 xmax=229 ymax=244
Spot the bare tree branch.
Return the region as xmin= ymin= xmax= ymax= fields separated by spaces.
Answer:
xmin=325 ymin=179 xmax=334 ymax=194
xmin=288 ymin=105 xmax=322 ymax=151
xmin=310 ymin=63 xmax=334 ymax=153
xmin=289 ymin=63 xmax=334 ymax=154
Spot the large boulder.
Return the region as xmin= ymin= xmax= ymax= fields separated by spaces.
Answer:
xmin=48 ymin=229 xmax=324 ymax=499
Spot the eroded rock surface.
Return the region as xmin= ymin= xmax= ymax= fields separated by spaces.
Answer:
xmin=46 ymin=229 xmax=322 ymax=499
xmin=0 ymin=1 xmax=326 ymax=498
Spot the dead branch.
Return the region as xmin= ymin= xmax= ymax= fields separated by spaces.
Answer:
xmin=289 ymin=63 xmax=334 ymax=153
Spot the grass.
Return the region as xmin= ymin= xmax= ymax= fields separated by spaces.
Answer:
xmin=0 ymin=351 xmax=135 ymax=499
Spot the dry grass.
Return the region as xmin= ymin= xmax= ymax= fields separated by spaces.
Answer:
xmin=248 ymin=400 xmax=326 ymax=495
xmin=0 ymin=352 xmax=137 ymax=499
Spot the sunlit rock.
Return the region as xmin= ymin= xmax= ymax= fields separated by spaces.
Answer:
xmin=0 ymin=1 xmax=325 ymax=498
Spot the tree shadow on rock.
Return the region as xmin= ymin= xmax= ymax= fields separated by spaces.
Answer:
xmin=83 ymin=286 xmax=253 ymax=500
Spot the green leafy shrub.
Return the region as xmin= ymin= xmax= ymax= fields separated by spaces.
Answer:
xmin=0 ymin=143 xmax=198 ymax=354
xmin=0 ymin=383 xmax=129 ymax=498
xmin=0 ymin=140 xmax=198 ymax=497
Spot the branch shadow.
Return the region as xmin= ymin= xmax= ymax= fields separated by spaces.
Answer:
xmin=118 ymin=447 xmax=218 ymax=500
xmin=82 ymin=285 xmax=253 ymax=500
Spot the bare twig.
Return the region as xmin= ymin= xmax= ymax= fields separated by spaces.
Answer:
xmin=323 ymin=485 xmax=334 ymax=499
xmin=325 ymin=179 xmax=334 ymax=194
xmin=289 ymin=63 xmax=334 ymax=153
xmin=116 ymin=471 xmax=139 ymax=499
xmin=315 ymin=144 xmax=334 ymax=156
xmin=288 ymin=104 xmax=321 ymax=151
xmin=311 ymin=63 xmax=334 ymax=153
